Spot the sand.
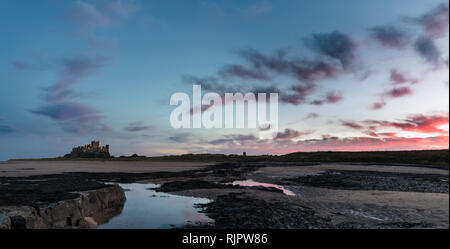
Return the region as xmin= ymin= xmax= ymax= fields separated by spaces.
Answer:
xmin=0 ymin=160 xmax=212 ymax=177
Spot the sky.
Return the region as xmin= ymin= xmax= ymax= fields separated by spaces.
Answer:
xmin=0 ymin=0 xmax=449 ymax=160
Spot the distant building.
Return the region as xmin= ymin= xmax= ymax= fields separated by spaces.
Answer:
xmin=243 ymin=152 xmax=247 ymax=156
xmin=64 ymin=141 xmax=110 ymax=158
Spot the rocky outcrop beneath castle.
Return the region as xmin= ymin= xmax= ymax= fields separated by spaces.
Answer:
xmin=64 ymin=141 xmax=111 ymax=159
xmin=0 ymin=184 xmax=125 ymax=229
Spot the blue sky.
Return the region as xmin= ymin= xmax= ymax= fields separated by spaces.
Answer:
xmin=0 ymin=0 xmax=449 ymax=160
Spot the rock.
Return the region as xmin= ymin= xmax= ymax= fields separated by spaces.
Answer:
xmin=0 ymin=215 xmax=11 ymax=229
xmin=0 ymin=185 xmax=125 ymax=229
xmin=77 ymin=217 xmax=98 ymax=229
xmin=10 ymin=216 xmax=27 ymax=229
xmin=0 ymin=206 xmax=44 ymax=229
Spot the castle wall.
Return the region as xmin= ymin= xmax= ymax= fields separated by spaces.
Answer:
xmin=67 ymin=141 xmax=110 ymax=158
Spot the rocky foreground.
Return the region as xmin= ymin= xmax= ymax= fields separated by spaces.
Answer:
xmin=0 ymin=184 xmax=125 ymax=229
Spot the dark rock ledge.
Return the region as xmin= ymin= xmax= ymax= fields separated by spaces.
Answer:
xmin=0 ymin=184 xmax=125 ymax=229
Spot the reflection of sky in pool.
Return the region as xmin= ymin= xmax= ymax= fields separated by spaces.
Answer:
xmin=230 ymin=179 xmax=296 ymax=196
xmin=99 ymin=183 xmax=213 ymax=229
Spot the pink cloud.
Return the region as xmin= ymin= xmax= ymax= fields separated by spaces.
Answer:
xmin=384 ymin=87 xmax=413 ymax=98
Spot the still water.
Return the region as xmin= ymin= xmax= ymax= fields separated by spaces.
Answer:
xmin=99 ymin=183 xmax=213 ymax=229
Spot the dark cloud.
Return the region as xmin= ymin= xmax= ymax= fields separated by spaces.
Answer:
xmin=49 ymin=55 xmax=110 ymax=93
xmin=414 ymin=36 xmax=441 ymax=65
xmin=310 ymin=91 xmax=343 ymax=106
xmin=229 ymin=134 xmax=258 ymax=141
xmin=304 ymin=113 xmax=320 ymax=120
xmin=209 ymin=134 xmax=258 ymax=145
xmin=371 ymin=101 xmax=386 ymax=110
xmin=235 ymin=48 xmax=341 ymax=82
xmin=168 ymin=133 xmax=193 ymax=143
xmin=209 ymin=138 xmax=234 ymax=145
xmin=31 ymin=102 xmax=100 ymax=122
xmin=310 ymin=100 xmax=324 ymax=106
xmin=384 ymin=86 xmax=413 ymax=98
xmin=30 ymin=102 xmax=105 ymax=135
xmin=340 ymin=121 xmax=364 ymax=130
xmin=30 ymin=102 xmax=108 ymax=135
xmin=390 ymin=69 xmax=418 ymax=85
xmin=291 ymin=60 xmax=339 ymax=81
xmin=0 ymin=125 xmax=16 ymax=134
xmin=364 ymin=113 xmax=449 ymax=134
xmin=305 ymin=31 xmax=356 ymax=67
xmin=182 ymin=31 xmax=356 ymax=109
xmin=26 ymin=55 xmax=110 ymax=134
xmin=236 ymin=48 xmax=288 ymax=73
xmin=208 ymin=129 xmax=311 ymax=145
xmin=325 ymin=91 xmax=344 ymax=103
xmin=371 ymin=70 xmax=418 ymax=111
xmin=369 ymin=25 xmax=410 ymax=48
xmin=184 ymin=75 xmax=281 ymax=102
xmin=185 ymin=72 xmax=331 ymax=107
xmin=274 ymin=129 xmax=312 ymax=140
xmin=279 ymin=83 xmax=316 ymax=105
xmin=219 ymin=64 xmax=271 ymax=81
xmin=405 ymin=3 xmax=449 ymax=38
xmin=124 ymin=122 xmax=151 ymax=132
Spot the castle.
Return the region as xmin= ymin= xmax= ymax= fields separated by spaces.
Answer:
xmin=65 ymin=141 xmax=110 ymax=158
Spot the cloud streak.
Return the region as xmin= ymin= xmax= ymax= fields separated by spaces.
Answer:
xmin=341 ymin=121 xmax=364 ymax=130
xmin=310 ymin=91 xmax=343 ymax=106
xmin=27 ymin=55 xmax=110 ymax=134
xmin=371 ymin=101 xmax=386 ymax=110
xmin=0 ymin=125 xmax=16 ymax=135
xmin=22 ymin=1 xmax=141 ymax=135
xmin=305 ymin=31 xmax=356 ymax=67
xmin=369 ymin=25 xmax=409 ymax=48
xmin=384 ymin=86 xmax=413 ymax=98
xmin=414 ymin=36 xmax=441 ymax=65
xmin=274 ymin=129 xmax=312 ymax=140
xmin=390 ymin=69 xmax=418 ymax=85
xmin=364 ymin=113 xmax=449 ymax=134
xmin=405 ymin=3 xmax=449 ymax=38
xmin=124 ymin=122 xmax=152 ymax=132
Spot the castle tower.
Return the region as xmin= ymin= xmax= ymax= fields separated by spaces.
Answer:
xmin=91 ymin=141 xmax=100 ymax=148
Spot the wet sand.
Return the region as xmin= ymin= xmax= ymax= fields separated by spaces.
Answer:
xmin=0 ymin=160 xmax=212 ymax=177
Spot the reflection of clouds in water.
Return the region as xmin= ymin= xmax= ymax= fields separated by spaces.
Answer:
xmin=99 ymin=183 xmax=212 ymax=229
